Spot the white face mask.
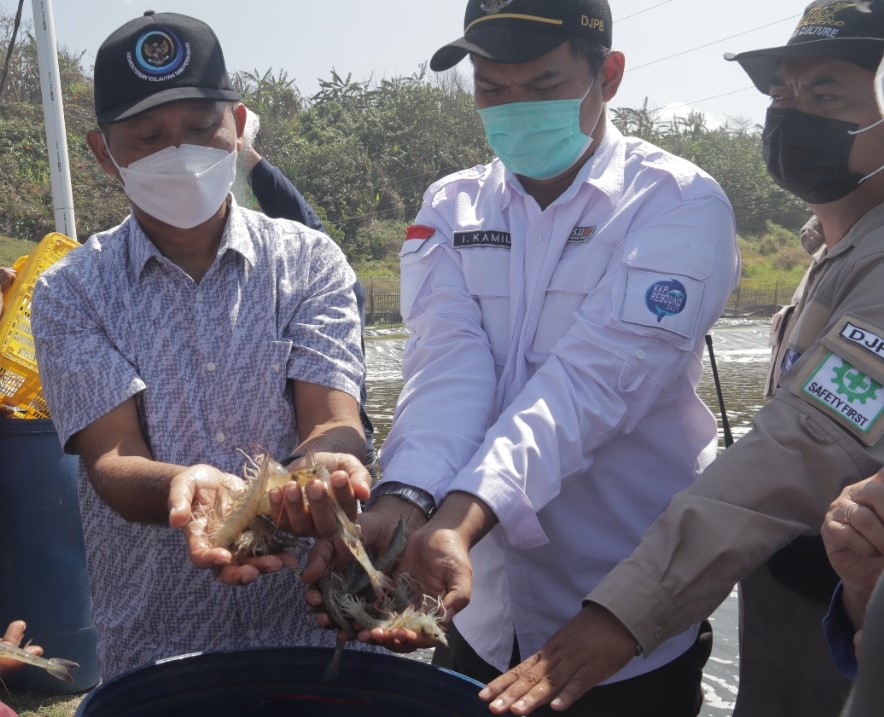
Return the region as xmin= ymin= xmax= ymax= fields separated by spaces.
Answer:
xmin=104 ymin=140 xmax=237 ymax=229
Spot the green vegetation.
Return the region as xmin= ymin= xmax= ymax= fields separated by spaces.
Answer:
xmin=0 ymin=233 xmax=37 ymax=266
xmin=0 ymin=11 xmax=812 ymax=279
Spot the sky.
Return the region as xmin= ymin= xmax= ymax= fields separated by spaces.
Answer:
xmin=4 ymin=0 xmax=804 ymax=128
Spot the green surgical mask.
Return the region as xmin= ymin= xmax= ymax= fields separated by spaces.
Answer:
xmin=478 ymin=76 xmax=600 ymax=180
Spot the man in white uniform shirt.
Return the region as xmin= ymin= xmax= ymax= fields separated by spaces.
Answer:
xmin=304 ymin=0 xmax=739 ymax=714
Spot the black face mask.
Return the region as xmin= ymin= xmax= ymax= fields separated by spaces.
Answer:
xmin=762 ymin=107 xmax=865 ymax=204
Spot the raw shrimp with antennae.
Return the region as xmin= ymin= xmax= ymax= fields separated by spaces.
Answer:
xmin=291 ymin=454 xmax=395 ymax=599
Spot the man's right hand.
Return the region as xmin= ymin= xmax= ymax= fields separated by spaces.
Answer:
xmin=302 ymin=491 xmax=486 ymax=651
xmin=169 ymin=464 xmax=295 ymax=585
xmin=822 ymin=467 xmax=884 ymax=628
xmin=480 ymin=602 xmax=637 ymax=715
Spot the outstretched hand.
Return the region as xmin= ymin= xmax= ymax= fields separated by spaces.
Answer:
xmin=479 ymin=603 xmax=637 ymax=714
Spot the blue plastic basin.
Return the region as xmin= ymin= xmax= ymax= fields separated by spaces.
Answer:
xmin=76 ymin=647 xmax=489 ymax=716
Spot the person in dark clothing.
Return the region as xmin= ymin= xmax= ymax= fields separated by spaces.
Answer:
xmin=240 ymin=114 xmax=377 ymax=473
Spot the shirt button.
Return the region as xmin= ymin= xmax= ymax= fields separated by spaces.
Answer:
xmin=531 ymin=233 xmax=542 ymax=243
xmin=634 ymin=349 xmax=646 ymax=360
xmin=195 ymin=291 xmax=203 ymax=303
xmin=206 ymin=361 xmax=217 ymax=372
xmin=216 ymin=432 xmax=226 ymax=444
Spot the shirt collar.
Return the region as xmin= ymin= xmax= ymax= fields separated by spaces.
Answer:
xmin=129 ymin=196 xmax=257 ymax=280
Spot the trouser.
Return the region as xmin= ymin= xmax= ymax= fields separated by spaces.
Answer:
xmin=733 ymin=562 xmax=852 ymax=717
xmin=433 ymin=620 xmax=713 ymax=717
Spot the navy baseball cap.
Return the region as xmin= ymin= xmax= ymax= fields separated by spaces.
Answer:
xmin=726 ymin=0 xmax=884 ymax=94
xmin=431 ymin=0 xmax=612 ymax=72
xmin=94 ymin=11 xmax=241 ymax=124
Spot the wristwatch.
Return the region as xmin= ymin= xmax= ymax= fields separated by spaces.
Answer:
xmin=370 ymin=481 xmax=437 ymax=520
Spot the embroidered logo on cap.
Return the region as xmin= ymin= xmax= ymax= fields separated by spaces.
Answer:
xmin=128 ymin=29 xmax=191 ymax=81
xmin=645 ymin=279 xmax=687 ymax=323
xmin=480 ymin=0 xmax=515 ymax=13
xmin=792 ymin=2 xmax=856 ymax=39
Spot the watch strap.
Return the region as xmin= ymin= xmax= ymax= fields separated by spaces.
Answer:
xmin=370 ymin=481 xmax=437 ymax=520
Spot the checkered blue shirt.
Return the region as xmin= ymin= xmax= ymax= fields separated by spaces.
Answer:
xmin=32 ymin=202 xmax=369 ymax=678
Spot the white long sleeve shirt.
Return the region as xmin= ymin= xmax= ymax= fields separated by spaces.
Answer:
xmin=379 ymin=125 xmax=740 ymax=681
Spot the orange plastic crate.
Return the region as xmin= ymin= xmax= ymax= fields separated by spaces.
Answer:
xmin=0 ymin=232 xmax=80 ymax=419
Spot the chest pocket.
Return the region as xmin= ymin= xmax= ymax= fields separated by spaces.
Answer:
xmin=529 ymin=245 xmax=614 ymax=360
xmin=461 ymin=247 xmax=511 ymax=364
xmin=240 ymin=339 xmax=293 ymax=398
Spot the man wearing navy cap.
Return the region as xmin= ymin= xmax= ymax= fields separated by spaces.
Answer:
xmin=31 ymin=12 xmax=373 ymax=678
xmin=312 ymin=0 xmax=740 ymax=714
xmin=472 ymin=2 xmax=884 ymax=715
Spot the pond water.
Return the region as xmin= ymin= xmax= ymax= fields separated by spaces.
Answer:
xmin=364 ymin=318 xmax=772 ymax=715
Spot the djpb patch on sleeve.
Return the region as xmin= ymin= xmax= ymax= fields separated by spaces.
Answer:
xmin=620 ymin=270 xmax=704 ymax=338
xmin=789 ymin=315 xmax=884 ymax=446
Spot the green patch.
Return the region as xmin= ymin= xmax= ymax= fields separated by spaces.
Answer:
xmin=794 ymin=351 xmax=884 ymax=445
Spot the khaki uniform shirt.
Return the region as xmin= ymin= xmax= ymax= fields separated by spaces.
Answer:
xmin=590 ymin=202 xmax=884 ymax=655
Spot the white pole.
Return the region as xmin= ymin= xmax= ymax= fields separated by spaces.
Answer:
xmin=31 ymin=0 xmax=77 ymax=240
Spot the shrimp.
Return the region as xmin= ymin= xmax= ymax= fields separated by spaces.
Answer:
xmin=292 ymin=456 xmax=395 ymax=599
xmin=336 ymin=593 xmax=448 ymax=646
xmin=205 ymin=452 xmax=290 ymax=554
xmin=0 ymin=641 xmax=79 ymax=683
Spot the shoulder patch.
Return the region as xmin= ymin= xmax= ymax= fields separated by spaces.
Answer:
xmin=838 ymin=320 xmax=884 ymax=362
xmin=405 ymin=225 xmax=435 ymax=241
xmin=788 ymin=315 xmax=884 ymax=446
xmin=791 ymin=351 xmax=884 ymax=445
xmin=621 ymin=270 xmax=703 ymax=338
xmin=401 ymin=225 xmax=436 ymax=256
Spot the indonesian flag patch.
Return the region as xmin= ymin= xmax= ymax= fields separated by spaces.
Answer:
xmin=401 ymin=225 xmax=436 ymax=256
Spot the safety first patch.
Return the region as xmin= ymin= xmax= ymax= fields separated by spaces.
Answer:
xmin=789 ymin=315 xmax=884 ymax=446
xmin=400 ymin=225 xmax=436 ymax=256
xmin=621 ymin=270 xmax=703 ymax=338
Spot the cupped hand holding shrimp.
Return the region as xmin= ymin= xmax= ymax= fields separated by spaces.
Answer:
xmin=268 ymin=452 xmax=372 ymax=538
xmin=303 ymin=491 xmax=488 ymax=651
xmin=168 ymin=463 xmax=294 ymax=585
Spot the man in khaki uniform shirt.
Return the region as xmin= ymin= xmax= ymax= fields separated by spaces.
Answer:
xmin=479 ymin=2 xmax=884 ymax=715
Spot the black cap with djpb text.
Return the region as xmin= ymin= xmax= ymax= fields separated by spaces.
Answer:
xmin=430 ymin=0 xmax=612 ymax=72
xmin=93 ymin=11 xmax=240 ymax=125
